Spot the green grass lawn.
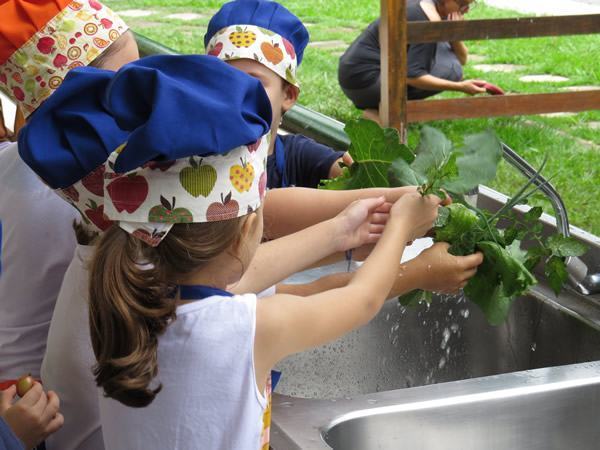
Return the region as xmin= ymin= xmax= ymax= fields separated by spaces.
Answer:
xmin=106 ymin=0 xmax=600 ymax=235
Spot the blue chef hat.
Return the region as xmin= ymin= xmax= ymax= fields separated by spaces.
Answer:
xmin=19 ymin=54 xmax=273 ymax=179
xmin=18 ymin=68 xmax=128 ymax=190
xmin=204 ymin=0 xmax=310 ymax=65
xmin=102 ymin=55 xmax=272 ymax=173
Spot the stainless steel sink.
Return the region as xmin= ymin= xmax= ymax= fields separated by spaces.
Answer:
xmin=271 ymin=186 xmax=600 ymax=449
xmin=273 ymin=362 xmax=600 ymax=450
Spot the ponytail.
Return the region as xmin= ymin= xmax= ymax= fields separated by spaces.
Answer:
xmin=89 ymin=219 xmax=246 ymax=407
xmin=89 ymin=226 xmax=175 ymax=408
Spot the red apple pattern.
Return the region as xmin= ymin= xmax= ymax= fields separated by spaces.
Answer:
xmin=207 ymin=192 xmax=240 ymax=222
xmin=106 ymin=173 xmax=149 ymax=213
xmin=208 ymin=42 xmax=223 ymax=57
xmin=85 ymin=200 xmax=112 ymax=231
xmin=81 ymin=165 xmax=105 ymax=196
xmin=37 ymin=37 xmax=56 ymax=55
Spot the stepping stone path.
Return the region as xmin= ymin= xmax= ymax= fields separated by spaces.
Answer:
xmin=309 ymin=40 xmax=347 ymax=49
xmin=117 ymin=9 xmax=156 ymax=18
xmin=562 ymin=86 xmax=599 ymax=92
xmin=519 ymin=75 xmax=570 ymax=83
xmin=539 ymin=112 xmax=577 ymax=118
xmin=588 ymin=122 xmax=600 ymax=130
xmin=473 ymin=64 xmax=525 ymax=73
xmin=468 ymin=54 xmax=486 ymax=63
xmin=165 ymin=13 xmax=203 ymax=21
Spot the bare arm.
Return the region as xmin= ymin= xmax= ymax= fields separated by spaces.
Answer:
xmin=408 ymin=74 xmax=486 ymax=95
xmin=450 ymin=41 xmax=468 ymax=66
xmin=276 ymin=242 xmax=483 ymax=297
xmin=254 ymin=194 xmax=442 ymax=383
xmin=262 ymin=186 xmax=416 ymax=239
xmin=447 ymin=12 xmax=468 ymax=65
xmin=231 ymin=197 xmax=390 ymax=294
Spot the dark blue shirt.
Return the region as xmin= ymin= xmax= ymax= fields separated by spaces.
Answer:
xmin=267 ymin=134 xmax=344 ymax=189
xmin=0 ymin=417 xmax=24 ymax=450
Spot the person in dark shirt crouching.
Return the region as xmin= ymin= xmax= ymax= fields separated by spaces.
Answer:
xmin=338 ymin=0 xmax=490 ymax=120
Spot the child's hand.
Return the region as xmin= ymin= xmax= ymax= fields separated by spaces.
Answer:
xmin=328 ymin=152 xmax=354 ymax=178
xmin=408 ymin=242 xmax=484 ymax=293
xmin=391 ymin=193 xmax=441 ymax=241
xmin=1 ymin=383 xmax=64 ymax=449
xmin=332 ymin=196 xmax=392 ymax=252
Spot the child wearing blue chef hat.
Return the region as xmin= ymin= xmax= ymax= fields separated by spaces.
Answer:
xmin=25 ymin=54 xmax=445 ymax=449
xmin=204 ymin=0 xmax=353 ymax=190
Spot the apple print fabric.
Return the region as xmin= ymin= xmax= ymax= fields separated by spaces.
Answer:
xmin=206 ymin=24 xmax=299 ymax=88
xmin=103 ymin=134 xmax=270 ymax=247
xmin=55 ymin=164 xmax=113 ymax=234
xmin=0 ymin=0 xmax=128 ymax=118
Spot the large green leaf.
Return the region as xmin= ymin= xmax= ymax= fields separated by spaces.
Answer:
xmin=388 ymin=158 xmax=426 ymax=188
xmin=443 ymin=130 xmax=503 ymax=194
xmin=545 ymin=255 xmax=569 ymax=296
xmin=322 ymin=119 xmax=414 ymax=189
xmin=464 ymin=260 xmax=514 ymax=326
xmin=547 ymin=235 xmax=588 ymax=258
xmin=434 ymin=204 xmax=480 ymax=244
xmin=477 ymin=241 xmax=537 ymax=298
xmin=412 ymin=126 xmax=453 ymax=177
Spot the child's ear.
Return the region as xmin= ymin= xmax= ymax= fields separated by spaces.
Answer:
xmin=234 ymin=212 xmax=259 ymax=254
xmin=281 ymin=83 xmax=299 ymax=113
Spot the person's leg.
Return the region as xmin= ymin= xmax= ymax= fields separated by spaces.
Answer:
xmin=340 ymin=77 xmax=382 ymax=110
xmin=430 ymin=42 xmax=463 ymax=82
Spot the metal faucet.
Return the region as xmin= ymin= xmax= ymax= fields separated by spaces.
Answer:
xmin=501 ymin=143 xmax=600 ymax=296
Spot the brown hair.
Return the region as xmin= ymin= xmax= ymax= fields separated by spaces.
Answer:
xmin=89 ymin=30 xmax=132 ymax=69
xmin=89 ymin=219 xmax=245 ymax=407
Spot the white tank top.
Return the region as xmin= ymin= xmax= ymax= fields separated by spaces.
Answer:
xmin=0 ymin=143 xmax=78 ymax=379
xmin=99 ymin=293 xmax=267 ymax=450
xmin=42 ymin=244 xmax=104 ymax=450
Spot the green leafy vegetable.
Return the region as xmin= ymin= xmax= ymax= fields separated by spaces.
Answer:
xmin=321 ymin=119 xmax=589 ymax=325
xmin=320 ymin=119 xmax=413 ymax=190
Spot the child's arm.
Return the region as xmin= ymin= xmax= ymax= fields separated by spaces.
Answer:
xmin=230 ymin=197 xmax=390 ymax=295
xmin=262 ymin=186 xmax=417 ymax=240
xmin=254 ymin=193 xmax=442 ymax=383
xmin=275 ymin=242 xmax=483 ymax=297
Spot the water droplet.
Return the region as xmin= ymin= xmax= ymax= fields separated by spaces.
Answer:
xmin=531 ymin=342 xmax=537 ymax=352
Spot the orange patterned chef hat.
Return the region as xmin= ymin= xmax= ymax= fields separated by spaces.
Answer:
xmin=0 ymin=0 xmax=128 ymax=118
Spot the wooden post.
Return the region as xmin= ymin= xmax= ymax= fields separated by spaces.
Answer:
xmin=380 ymin=0 xmax=407 ymax=143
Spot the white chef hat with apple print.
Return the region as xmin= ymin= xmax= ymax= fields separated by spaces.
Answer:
xmin=99 ymin=55 xmax=272 ymax=247
xmin=204 ymin=0 xmax=310 ymax=88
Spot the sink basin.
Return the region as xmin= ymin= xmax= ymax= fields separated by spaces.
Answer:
xmin=271 ymin=187 xmax=600 ymax=449
xmin=323 ymin=362 xmax=600 ymax=450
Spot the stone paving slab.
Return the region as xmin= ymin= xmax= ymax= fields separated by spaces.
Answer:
xmin=562 ymin=86 xmax=600 ymax=92
xmin=117 ymin=9 xmax=156 ymax=18
xmin=473 ymin=63 xmax=525 ymax=73
xmin=588 ymin=122 xmax=600 ymax=130
xmin=468 ymin=54 xmax=486 ymax=63
xmin=520 ymin=74 xmax=570 ymax=82
xmin=165 ymin=13 xmax=203 ymax=21
xmin=539 ymin=112 xmax=578 ymax=118
xmin=308 ymin=40 xmax=347 ymax=49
